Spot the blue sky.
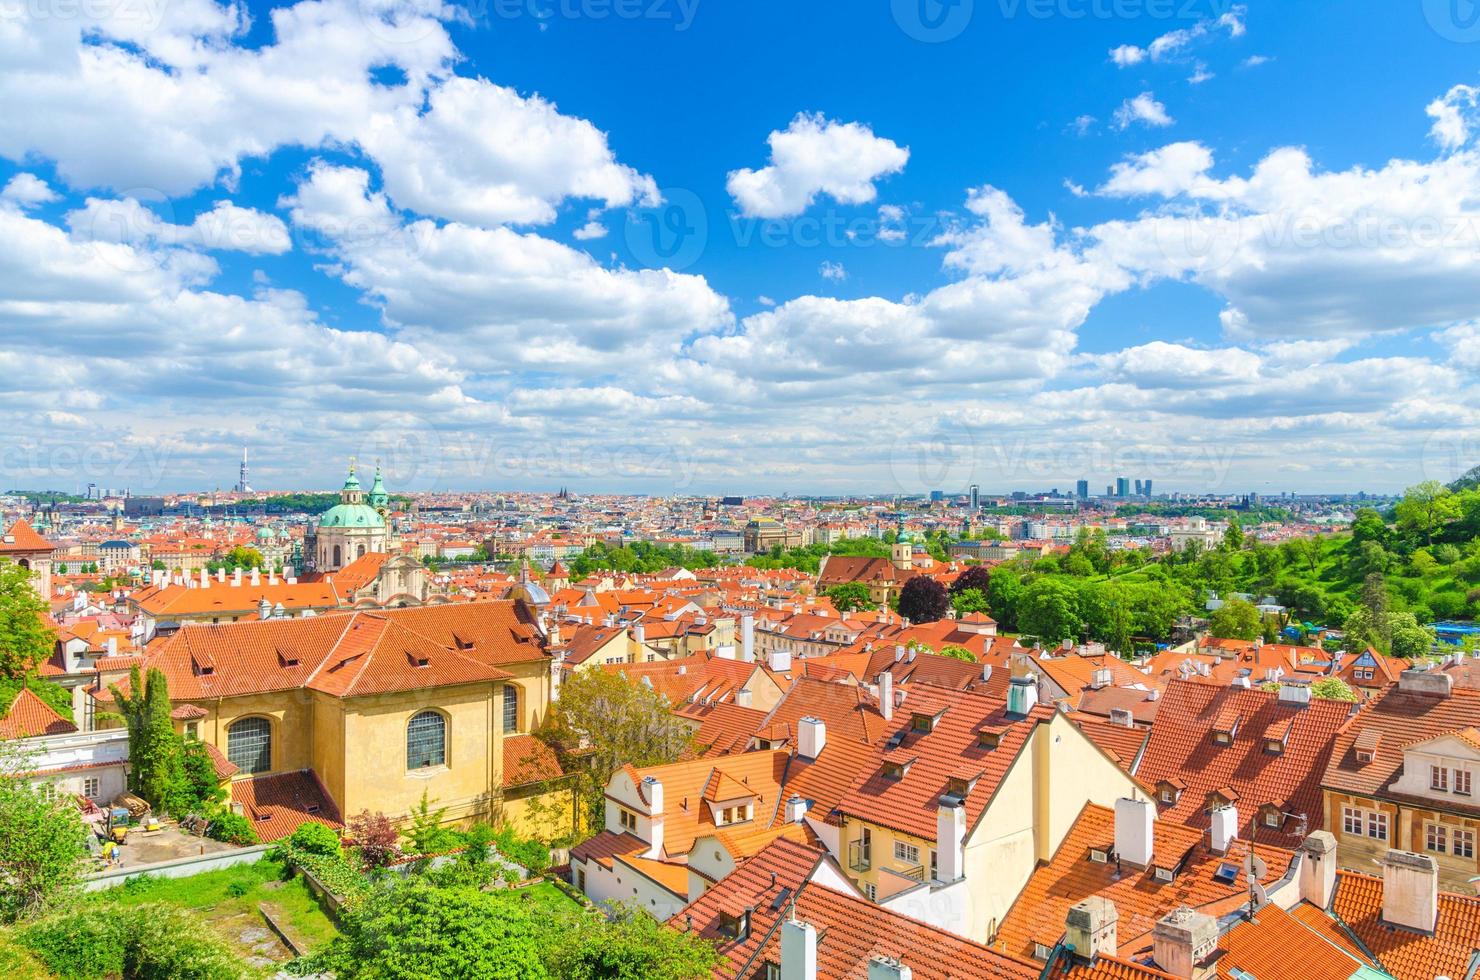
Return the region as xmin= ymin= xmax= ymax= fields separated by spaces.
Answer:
xmin=4 ymin=0 xmax=1480 ymax=496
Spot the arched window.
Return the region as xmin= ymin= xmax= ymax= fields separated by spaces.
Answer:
xmin=406 ymin=711 xmax=446 ymax=769
xmin=227 ymin=717 xmax=271 ymax=774
xmin=502 ymin=684 xmax=519 ymax=733
xmin=332 ymin=544 xmax=342 ymax=567
xmin=357 ymin=544 xmax=366 ymax=559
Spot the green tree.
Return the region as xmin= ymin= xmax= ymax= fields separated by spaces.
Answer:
xmin=1311 ymin=677 xmax=1358 ymax=702
xmin=550 ymin=906 xmax=719 ymax=980
xmin=108 ymin=666 xmax=183 ymax=811
xmin=544 ymin=669 xmax=693 ymax=828
xmin=0 ymin=561 xmax=54 ymax=679
xmin=1223 ymin=523 xmax=1245 ymax=551
xmin=1350 ymin=508 xmax=1388 ymax=547
xmin=1389 ymin=613 xmax=1436 ymax=660
xmin=0 ymin=742 xmax=89 ymax=923
xmin=937 ymin=644 xmax=976 ymax=663
xmin=823 ymin=582 xmax=875 ymax=613
xmin=1396 ymin=481 xmax=1461 ymax=545
xmin=986 ymin=568 xmax=1024 ymax=632
xmin=1207 ymin=598 xmax=1261 ymax=641
xmin=1018 ymin=578 xmax=1083 ymax=645
xmin=951 ymin=587 xmax=991 ymax=617
xmin=310 ymin=882 xmax=551 ymax=980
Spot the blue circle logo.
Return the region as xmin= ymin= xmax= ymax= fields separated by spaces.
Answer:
xmin=624 ymin=188 xmax=708 ymax=271
xmin=1425 ymin=0 xmax=1480 ymax=42
xmin=892 ymin=0 xmax=973 ymax=43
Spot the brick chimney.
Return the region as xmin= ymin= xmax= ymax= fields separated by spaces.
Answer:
xmin=1152 ymin=907 xmax=1219 ymax=980
xmin=1380 ymin=850 xmax=1439 ymax=933
xmin=1065 ymin=897 xmax=1118 ymax=962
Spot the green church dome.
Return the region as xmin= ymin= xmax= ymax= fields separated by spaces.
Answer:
xmin=319 ymin=461 xmax=387 ymax=529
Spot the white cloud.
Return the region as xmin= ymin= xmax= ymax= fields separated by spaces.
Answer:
xmin=572 ymin=209 xmax=608 ymax=240
xmin=1113 ymin=92 xmax=1174 ymax=130
xmin=1109 ymin=6 xmax=1246 ymax=68
xmin=1098 ymin=141 xmax=1217 ymax=196
xmin=1241 ymin=55 xmax=1271 ymax=68
xmin=66 ymin=198 xmax=291 ymax=254
xmin=1428 ymin=83 xmax=1480 ymax=151
xmin=1 ymin=173 xmax=59 ymax=209
xmin=819 ymin=260 xmax=846 ymax=281
xmin=726 ymin=113 xmax=909 ymax=219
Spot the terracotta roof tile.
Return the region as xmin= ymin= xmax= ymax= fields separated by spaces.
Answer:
xmin=0 ymin=687 xmax=76 ymax=738
xmin=1330 ymin=870 xmax=1480 ymax=980
xmin=1322 ymin=681 xmax=1480 ymax=804
xmin=1136 ymin=679 xmax=1351 ymax=846
xmin=503 ymin=734 xmax=564 ymax=787
xmin=229 ymin=769 xmax=341 ymax=843
xmin=0 ymin=518 xmax=54 ymax=554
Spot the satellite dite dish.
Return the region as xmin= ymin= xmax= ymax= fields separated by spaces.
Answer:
xmin=1244 ymin=852 xmax=1270 ymax=912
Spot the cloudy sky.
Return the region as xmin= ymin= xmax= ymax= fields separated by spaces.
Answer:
xmin=4 ymin=0 xmax=1480 ymax=496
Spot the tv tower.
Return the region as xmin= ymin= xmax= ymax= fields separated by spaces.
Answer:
xmin=236 ymin=448 xmax=252 ymax=493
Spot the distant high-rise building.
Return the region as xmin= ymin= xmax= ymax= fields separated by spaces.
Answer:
xmin=969 ymin=484 xmax=980 ymax=510
xmin=1133 ymin=479 xmax=1144 ymax=496
xmin=1106 ymin=484 xmax=1114 ymax=497
xmin=1143 ymin=479 xmax=1153 ymax=498
xmin=1076 ymin=479 xmax=1089 ymax=500
xmin=1115 ymin=477 xmax=1130 ymax=497
xmin=929 ymin=490 xmax=945 ymax=502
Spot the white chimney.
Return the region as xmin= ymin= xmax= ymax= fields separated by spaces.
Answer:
xmin=106 ymin=636 xmax=117 ymax=658
xmin=633 ymin=623 xmax=645 ymax=645
xmin=879 ymin=670 xmax=894 ymax=722
xmin=268 ymin=567 xmax=277 ymax=585
xmin=797 ymin=717 xmax=826 ymax=761
xmin=1091 ymin=667 xmax=1112 ymax=690
xmin=780 ymin=918 xmax=817 ymax=980
xmin=1209 ymin=805 xmax=1237 ymax=854
xmin=258 ymin=597 xmax=271 ymax=620
xmin=981 ymin=663 xmax=993 ymax=683
xmin=641 ymin=776 xmax=665 ymax=859
xmin=1065 ymin=897 xmax=1119 ymax=962
xmin=894 ymin=644 xmax=905 ymax=663
xmin=784 ymin=795 xmax=808 ymax=824
xmin=1380 ymin=850 xmax=1439 ymax=933
xmin=1115 ymin=797 xmax=1155 ymax=869
xmin=741 ymin=612 xmax=755 ymax=663
xmin=936 ymin=796 xmax=966 ymax=882
xmin=1007 ymin=675 xmax=1038 ymax=716
xmin=249 ymin=567 xmax=260 ymax=586
xmin=735 ymin=688 xmax=753 ymax=709
xmin=867 ymin=956 xmax=912 ymax=980
xmin=1298 ymin=831 xmax=1337 ymax=910
xmin=1152 ymin=907 xmax=1219 ymax=980
xmin=216 ymin=567 xmax=225 ymax=583
xmin=769 ymin=648 xmax=792 ymax=673
xmin=1278 ymin=680 xmax=1312 ymax=705
xmin=199 ymin=568 xmax=208 ymax=588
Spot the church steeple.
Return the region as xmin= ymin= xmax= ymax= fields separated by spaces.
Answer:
xmin=369 ymin=460 xmax=389 ymax=515
xmin=340 ymin=459 xmax=364 ymax=505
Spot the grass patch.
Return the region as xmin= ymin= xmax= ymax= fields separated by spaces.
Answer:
xmin=94 ymin=857 xmax=339 ymax=957
xmin=508 ymin=880 xmax=586 ymax=920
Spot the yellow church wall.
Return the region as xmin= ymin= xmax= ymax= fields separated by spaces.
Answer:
xmin=499 ymin=783 xmax=580 ymax=841
xmin=339 ymin=682 xmax=502 ymax=825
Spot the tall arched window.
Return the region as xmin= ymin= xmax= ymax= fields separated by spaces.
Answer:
xmin=406 ymin=711 xmax=446 ymax=769
xmin=227 ymin=717 xmax=271 ymax=774
xmin=332 ymin=544 xmax=342 ymax=567
xmin=357 ymin=544 xmax=366 ymax=559
xmin=502 ymin=684 xmax=519 ymax=733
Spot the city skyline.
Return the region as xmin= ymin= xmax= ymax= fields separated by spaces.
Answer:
xmin=5 ymin=3 xmax=1480 ymax=494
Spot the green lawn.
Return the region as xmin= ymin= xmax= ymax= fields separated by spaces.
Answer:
xmin=505 ymin=879 xmax=588 ymax=921
xmin=94 ymin=857 xmax=339 ymax=959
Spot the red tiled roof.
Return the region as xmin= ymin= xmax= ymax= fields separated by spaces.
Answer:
xmin=0 ymin=518 xmax=54 ymax=554
xmin=1330 ymin=870 xmax=1480 ymax=980
xmin=1322 ymin=680 xmax=1480 ymax=807
xmin=1136 ymin=679 xmax=1352 ymax=845
xmin=993 ymin=802 xmax=1293 ymax=962
xmin=833 ymin=685 xmax=1055 ymax=840
xmin=0 ymin=687 xmax=76 ymax=738
xmin=503 ymin=734 xmax=564 ymax=787
xmin=229 ymin=769 xmax=342 ymax=843
xmin=673 ymin=837 xmax=1038 ymax=980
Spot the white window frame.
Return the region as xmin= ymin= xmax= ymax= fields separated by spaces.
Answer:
xmin=83 ymin=777 xmax=100 ymax=798
xmin=894 ymin=841 xmax=920 ymax=865
xmin=1425 ymin=822 xmax=1448 ymax=854
xmin=618 ymin=808 xmax=637 ymax=832
xmin=1368 ymin=811 xmax=1389 ymax=841
xmin=1456 ymin=768 xmax=1472 ymax=797
xmin=1431 ymin=764 xmax=1450 ymax=793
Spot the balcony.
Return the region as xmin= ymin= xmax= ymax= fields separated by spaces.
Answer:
xmin=847 ymin=839 xmax=871 ymax=872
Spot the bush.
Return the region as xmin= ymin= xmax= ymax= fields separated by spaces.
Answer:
xmin=20 ymin=904 xmax=247 ymax=979
xmin=287 ymin=822 xmax=342 ymax=857
xmin=490 ymin=826 xmax=549 ymax=875
xmin=347 ymin=810 xmax=400 ymax=868
xmin=276 ymin=844 xmax=370 ymax=905
xmin=206 ymin=811 xmax=258 ymax=846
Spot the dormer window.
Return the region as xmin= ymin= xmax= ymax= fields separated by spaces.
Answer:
xmin=977 ymin=727 xmax=1006 ymax=750
xmin=946 ymin=774 xmax=980 ymax=797
xmin=882 ymin=758 xmax=914 ymax=780
xmin=1262 ymin=807 xmax=1282 ymax=829
xmin=1432 ymin=765 xmax=1450 ymax=792
xmin=1153 ymin=866 xmax=1175 ymax=883
xmin=911 ymin=708 xmax=946 ymax=733
xmin=1264 ymin=738 xmax=1285 ymax=755
xmin=717 ymin=909 xmax=751 ymax=941
xmin=1354 ymin=729 xmax=1381 ymax=765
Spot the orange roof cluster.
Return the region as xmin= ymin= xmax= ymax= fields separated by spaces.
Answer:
xmin=1136 ymin=679 xmax=1352 ymax=845
xmin=992 ymin=802 xmax=1292 ymax=962
xmin=1331 ymin=870 xmax=1480 ymax=980
xmin=229 ymin=769 xmax=342 ymax=843
xmin=0 ymin=688 xmax=76 ymax=739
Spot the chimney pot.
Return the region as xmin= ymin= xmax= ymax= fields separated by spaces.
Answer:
xmin=1065 ymin=897 xmax=1119 ymax=962
xmin=1380 ymin=850 xmax=1439 ymax=933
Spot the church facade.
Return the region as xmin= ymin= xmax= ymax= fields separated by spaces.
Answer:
xmin=310 ymin=462 xmax=392 ymax=573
